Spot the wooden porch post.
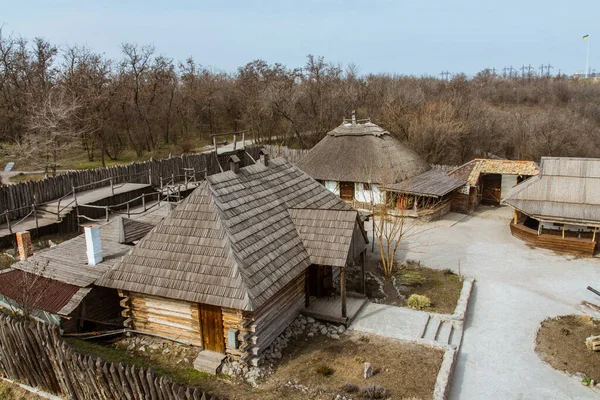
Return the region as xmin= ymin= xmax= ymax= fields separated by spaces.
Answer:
xmin=513 ymin=210 xmax=518 ymax=224
xmin=562 ymin=225 xmax=565 ymax=239
xmin=593 ymin=227 xmax=597 ymax=243
xmin=360 ymin=250 xmax=366 ymax=296
xmin=340 ymin=264 xmax=347 ymax=319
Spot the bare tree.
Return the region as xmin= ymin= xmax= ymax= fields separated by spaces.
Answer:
xmin=6 ymin=261 xmax=51 ymax=321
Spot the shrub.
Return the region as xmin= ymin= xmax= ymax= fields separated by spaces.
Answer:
xmin=359 ymin=384 xmax=387 ymax=399
xmin=178 ymin=140 xmax=194 ymax=154
xmin=358 ymin=335 xmax=371 ymax=343
xmin=396 ymin=270 xmax=426 ymax=286
xmin=442 ymin=268 xmax=456 ymax=275
xmin=407 ymin=294 xmax=431 ymax=310
xmin=342 ymin=382 xmax=359 ymax=393
xmin=315 ymin=364 xmax=334 ymax=376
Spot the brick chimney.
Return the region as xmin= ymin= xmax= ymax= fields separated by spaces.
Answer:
xmin=229 ymin=155 xmax=241 ymax=174
xmin=259 ymin=149 xmax=270 ymax=167
xmin=352 ymin=110 xmax=357 ymax=124
xmin=84 ymin=226 xmax=103 ymax=266
xmin=16 ymin=231 xmax=33 ymax=261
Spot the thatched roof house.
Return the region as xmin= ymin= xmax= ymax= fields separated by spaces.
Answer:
xmin=296 ymin=118 xmax=429 ymax=205
xmin=503 ymin=157 xmax=600 ymax=256
xmin=97 ymin=156 xmax=368 ymax=370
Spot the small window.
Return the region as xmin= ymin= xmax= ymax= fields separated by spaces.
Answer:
xmin=363 ymin=183 xmax=371 ymax=190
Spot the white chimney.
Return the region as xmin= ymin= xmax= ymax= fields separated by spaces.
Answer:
xmin=352 ymin=110 xmax=357 ymax=124
xmin=85 ymin=225 xmax=103 ymax=266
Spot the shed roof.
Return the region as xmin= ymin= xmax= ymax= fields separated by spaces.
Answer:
xmin=11 ymin=236 xmax=132 ymax=287
xmin=97 ymin=158 xmax=363 ymax=311
xmin=503 ymin=157 xmax=600 ymax=225
xmin=383 ymin=169 xmax=466 ymax=198
xmin=296 ymin=121 xmax=430 ymax=184
xmin=288 ymin=209 xmax=365 ymax=267
xmin=0 ymin=269 xmax=82 ymax=315
xmin=449 ymin=159 xmax=539 ymax=186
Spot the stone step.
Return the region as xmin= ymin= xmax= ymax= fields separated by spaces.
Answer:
xmin=193 ymin=350 xmax=225 ymax=375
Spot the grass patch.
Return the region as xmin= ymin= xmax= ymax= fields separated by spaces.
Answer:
xmin=536 ymin=315 xmax=600 ymax=383
xmin=66 ymin=338 xmax=212 ymax=387
xmin=395 ymin=264 xmax=463 ymax=314
xmin=8 ymin=173 xmax=46 ymax=183
xmin=0 ymin=380 xmax=42 ymax=399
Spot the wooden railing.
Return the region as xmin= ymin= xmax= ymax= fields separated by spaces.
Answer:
xmin=510 ymin=222 xmax=597 ymax=256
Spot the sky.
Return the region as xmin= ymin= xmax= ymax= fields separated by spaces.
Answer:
xmin=1 ymin=0 xmax=597 ymax=76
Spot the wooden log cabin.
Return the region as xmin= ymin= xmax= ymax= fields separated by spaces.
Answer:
xmin=296 ymin=113 xmax=429 ymax=209
xmin=503 ymin=157 xmax=600 ymax=256
xmin=97 ymin=155 xmax=368 ymax=371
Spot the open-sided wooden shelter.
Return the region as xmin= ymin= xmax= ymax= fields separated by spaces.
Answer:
xmin=503 ymin=157 xmax=600 ymax=256
xmin=97 ymin=156 xmax=368 ymax=369
xmin=448 ymin=159 xmax=539 ymax=214
xmin=296 ymin=116 xmax=429 ymax=209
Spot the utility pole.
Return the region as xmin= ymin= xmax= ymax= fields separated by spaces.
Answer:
xmin=502 ymin=66 xmax=508 ymax=78
xmin=539 ymin=64 xmax=545 ymax=76
xmin=491 ymin=67 xmax=497 ymax=77
xmin=520 ymin=65 xmax=526 ymax=78
xmin=545 ymin=64 xmax=553 ymax=77
xmin=526 ymin=64 xmax=534 ymax=79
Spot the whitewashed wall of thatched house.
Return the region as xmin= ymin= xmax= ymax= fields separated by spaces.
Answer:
xmin=354 ymin=183 xmax=384 ymax=204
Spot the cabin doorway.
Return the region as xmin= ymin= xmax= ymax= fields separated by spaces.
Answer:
xmin=199 ymin=304 xmax=225 ymax=353
xmin=307 ymin=265 xmax=333 ymax=299
xmin=481 ymin=174 xmax=502 ymax=205
xmin=340 ymin=182 xmax=354 ymax=201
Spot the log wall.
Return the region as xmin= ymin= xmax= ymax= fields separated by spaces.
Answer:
xmin=0 ymin=148 xmax=260 ymax=223
xmin=510 ymin=222 xmax=597 ymax=256
xmin=120 ymin=292 xmax=203 ymax=347
xmin=0 ymin=315 xmax=219 ymax=399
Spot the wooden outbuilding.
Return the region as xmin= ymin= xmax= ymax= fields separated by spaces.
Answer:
xmin=382 ymin=169 xmax=466 ymax=220
xmin=448 ymin=159 xmax=539 ymax=214
xmin=296 ymin=116 xmax=429 ymax=209
xmin=503 ymin=157 xmax=600 ymax=256
xmin=97 ymin=156 xmax=368 ymax=369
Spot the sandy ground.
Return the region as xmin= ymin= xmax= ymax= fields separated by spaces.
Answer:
xmin=368 ymin=206 xmax=600 ymax=399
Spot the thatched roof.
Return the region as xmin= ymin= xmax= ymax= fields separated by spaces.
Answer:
xmin=503 ymin=157 xmax=600 ymax=225
xmin=97 ymin=158 xmax=366 ymax=311
xmin=383 ymin=169 xmax=465 ymax=198
xmin=449 ymin=159 xmax=539 ymax=186
xmin=296 ymin=121 xmax=430 ymax=184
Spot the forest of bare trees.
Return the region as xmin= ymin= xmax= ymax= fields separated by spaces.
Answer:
xmin=2 ymin=29 xmax=600 ymax=168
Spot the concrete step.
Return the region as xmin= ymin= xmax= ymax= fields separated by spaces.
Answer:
xmin=422 ymin=317 xmax=441 ymax=341
xmin=436 ymin=320 xmax=453 ymax=344
xmin=193 ymin=350 xmax=225 ymax=375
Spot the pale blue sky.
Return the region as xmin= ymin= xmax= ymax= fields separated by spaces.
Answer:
xmin=1 ymin=0 xmax=596 ymax=76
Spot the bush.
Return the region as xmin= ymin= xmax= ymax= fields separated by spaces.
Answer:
xmin=442 ymin=268 xmax=456 ymax=275
xmin=342 ymin=382 xmax=359 ymax=393
xmin=396 ymin=270 xmax=426 ymax=286
xmin=407 ymin=294 xmax=431 ymax=310
xmin=359 ymin=384 xmax=387 ymax=399
xmin=178 ymin=140 xmax=195 ymax=154
xmin=315 ymin=364 xmax=334 ymax=376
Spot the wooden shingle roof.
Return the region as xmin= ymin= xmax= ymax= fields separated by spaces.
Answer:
xmin=383 ymin=169 xmax=466 ymax=198
xmin=503 ymin=157 xmax=600 ymax=225
xmin=97 ymin=158 xmax=358 ymax=311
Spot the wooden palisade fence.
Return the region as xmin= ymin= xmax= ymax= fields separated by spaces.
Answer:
xmin=1 ymin=148 xmax=260 ymax=224
xmin=0 ymin=315 xmax=219 ymax=400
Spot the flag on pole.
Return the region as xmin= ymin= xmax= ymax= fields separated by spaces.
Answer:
xmin=583 ymin=34 xmax=590 ymax=40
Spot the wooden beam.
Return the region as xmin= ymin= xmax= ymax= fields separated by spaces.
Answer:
xmin=593 ymin=227 xmax=597 ymax=243
xmin=513 ymin=209 xmax=518 ymax=224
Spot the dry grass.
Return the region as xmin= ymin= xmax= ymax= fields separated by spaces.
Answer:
xmin=70 ymin=332 xmax=442 ymax=400
xmin=0 ymin=380 xmax=42 ymax=399
xmin=395 ymin=265 xmax=463 ymax=314
xmin=259 ymin=334 xmax=443 ymax=399
xmin=536 ymin=315 xmax=600 ymax=383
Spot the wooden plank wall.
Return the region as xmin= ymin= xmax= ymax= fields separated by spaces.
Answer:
xmin=510 ymin=222 xmax=597 ymax=256
xmin=262 ymin=145 xmax=309 ymax=164
xmin=246 ymin=274 xmax=306 ymax=361
xmin=0 ymin=315 xmax=219 ymax=399
xmin=121 ymin=292 xmax=203 ymax=347
xmin=221 ymin=308 xmax=252 ymax=361
xmin=0 ymin=147 xmax=262 ymax=223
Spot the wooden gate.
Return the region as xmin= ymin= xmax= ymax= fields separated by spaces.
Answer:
xmin=199 ymin=304 xmax=225 ymax=353
xmin=340 ymin=182 xmax=354 ymax=201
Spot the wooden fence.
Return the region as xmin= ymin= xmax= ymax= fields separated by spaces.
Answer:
xmin=1 ymin=149 xmax=260 ymax=224
xmin=0 ymin=315 xmax=219 ymax=399
xmin=262 ymin=145 xmax=309 ymax=164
